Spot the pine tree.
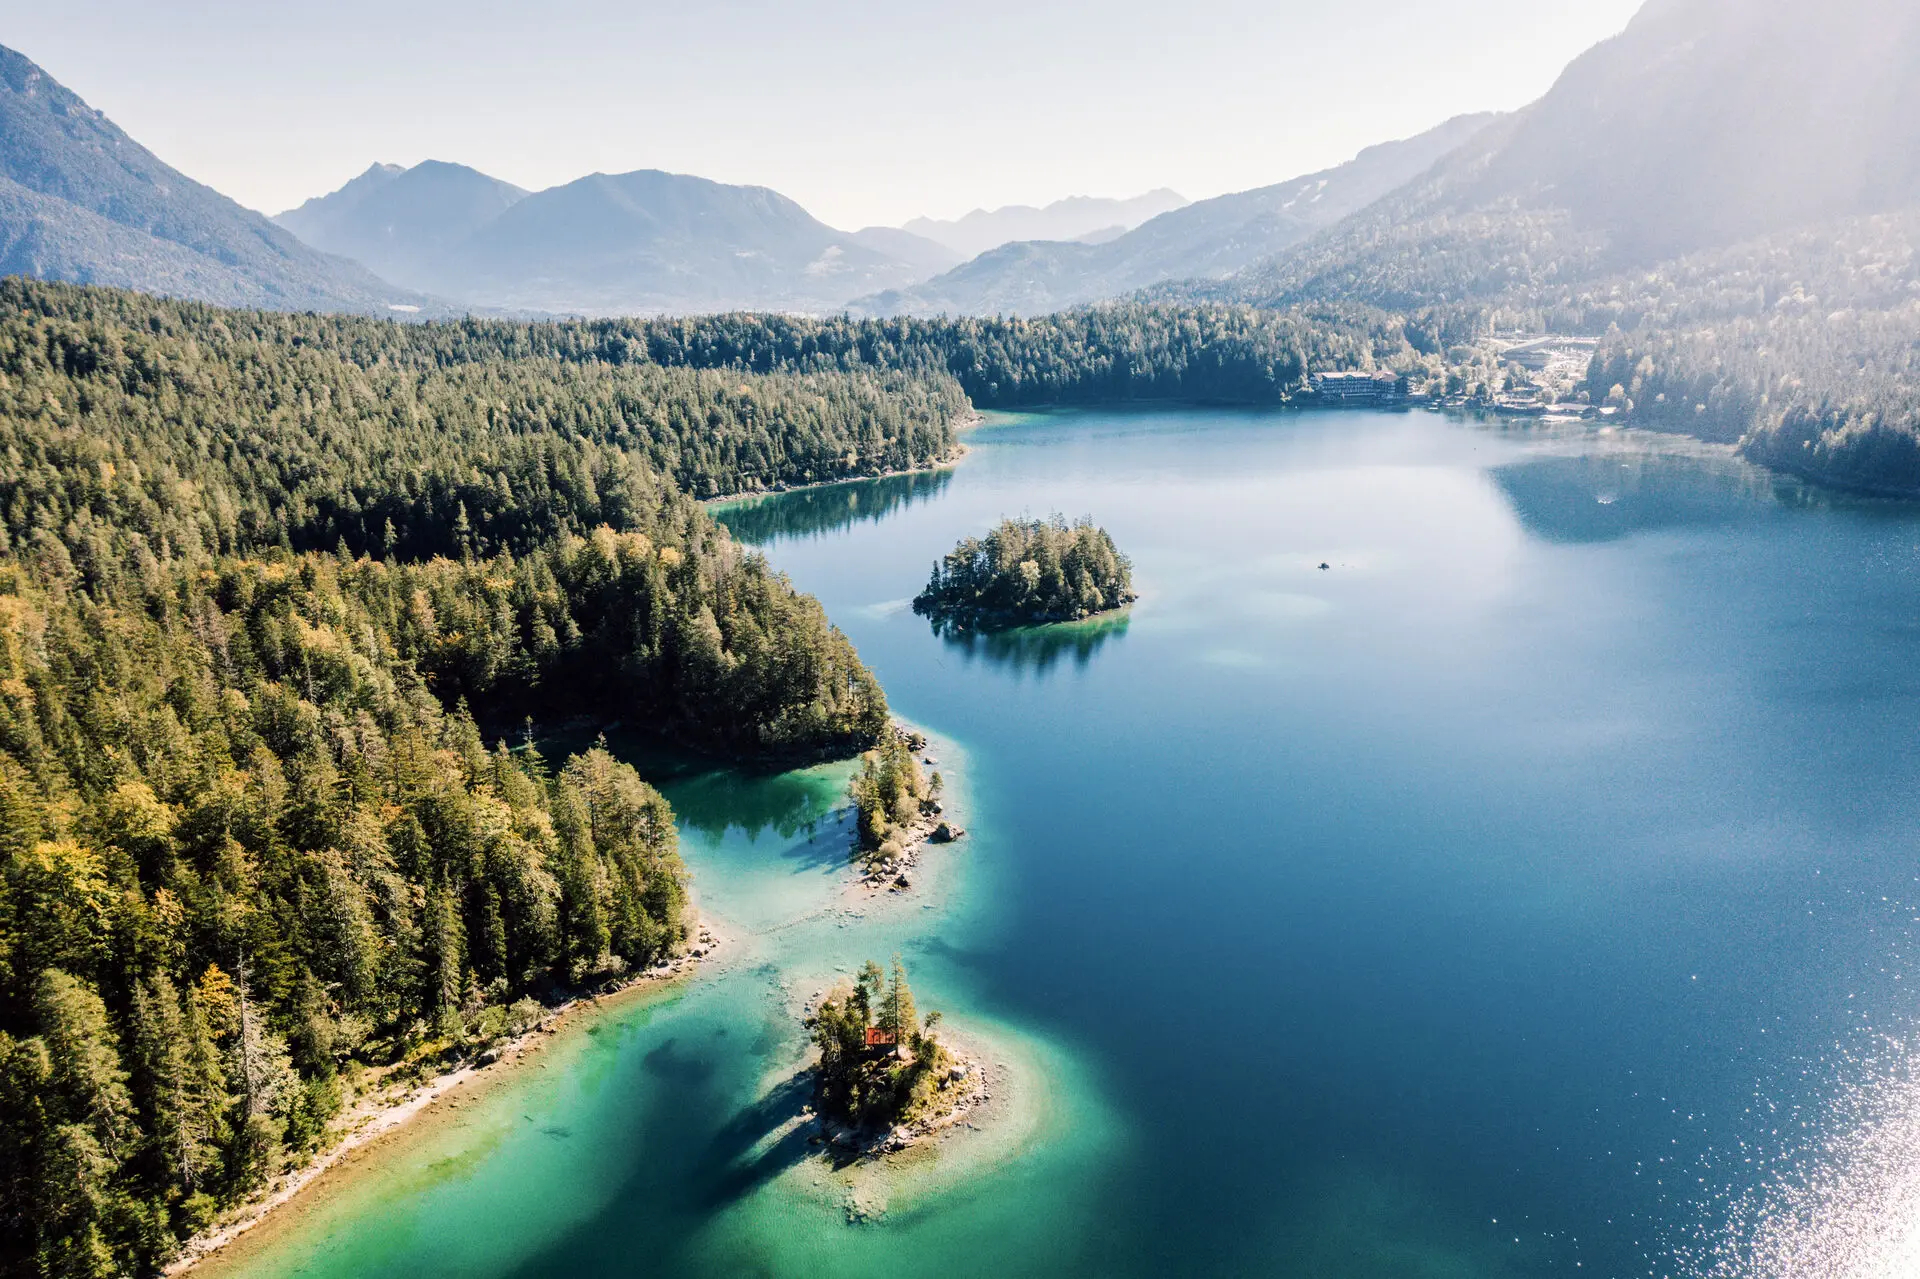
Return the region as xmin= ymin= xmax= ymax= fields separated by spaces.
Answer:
xmin=34 ymin=971 xmax=135 ymax=1161
xmin=129 ymin=973 xmax=228 ymax=1196
xmin=883 ymin=955 xmax=918 ymax=1052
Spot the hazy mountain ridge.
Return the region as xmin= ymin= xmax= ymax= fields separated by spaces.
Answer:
xmin=1178 ymin=0 xmax=1920 ymax=314
xmin=904 ymin=190 xmax=1188 ymax=258
xmin=0 ymin=44 xmax=427 ymax=313
xmin=846 ymin=224 xmax=963 ymax=277
xmin=855 ymin=115 xmax=1499 ymax=318
xmin=276 ymin=162 xmax=956 ymax=315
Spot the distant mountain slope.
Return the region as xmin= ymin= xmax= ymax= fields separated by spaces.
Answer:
xmin=1476 ymin=0 xmax=1920 ymax=259
xmin=856 ymin=115 xmax=1496 ymax=317
xmin=0 ymin=44 xmax=425 ymax=313
xmin=904 ymin=190 xmax=1188 ymax=259
xmin=846 ymin=225 xmax=963 ymax=278
xmin=1189 ymin=0 xmax=1920 ymax=312
xmin=276 ymin=160 xmax=527 ymax=289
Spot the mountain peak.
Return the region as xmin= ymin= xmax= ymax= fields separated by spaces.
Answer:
xmin=271 ymin=163 xmax=945 ymax=315
xmin=274 ymin=159 xmax=529 ymax=291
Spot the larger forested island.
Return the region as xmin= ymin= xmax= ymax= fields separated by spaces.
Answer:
xmin=915 ymin=517 xmax=1137 ymax=628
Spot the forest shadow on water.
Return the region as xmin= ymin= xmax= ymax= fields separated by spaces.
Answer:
xmin=1490 ymin=445 xmax=1782 ymax=544
xmin=567 ymin=727 xmax=856 ymax=845
xmin=715 ymin=468 xmax=958 ymax=545
xmin=927 ymin=612 xmax=1132 ymax=675
xmin=492 ymin=1035 xmax=831 ymax=1279
xmin=691 ymin=1073 xmax=825 ymax=1207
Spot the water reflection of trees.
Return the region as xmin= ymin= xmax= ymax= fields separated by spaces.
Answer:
xmin=536 ymin=724 xmax=849 ymax=842
xmin=657 ymin=766 xmax=850 ymax=844
xmin=930 ymin=612 xmax=1131 ymax=675
xmin=713 ymin=469 xmax=955 ymax=545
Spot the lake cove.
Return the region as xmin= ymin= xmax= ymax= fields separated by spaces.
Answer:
xmin=213 ymin=407 xmax=1920 ymax=1277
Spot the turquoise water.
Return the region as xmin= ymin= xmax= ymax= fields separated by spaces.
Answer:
xmin=220 ymin=408 xmax=1920 ymax=1278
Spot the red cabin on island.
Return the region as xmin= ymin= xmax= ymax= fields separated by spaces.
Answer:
xmin=864 ymin=1026 xmax=897 ymax=1050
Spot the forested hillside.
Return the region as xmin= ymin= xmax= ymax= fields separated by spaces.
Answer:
xmin=1580 ymin=219 xmax=1920 ymax=491
xmin=0 ymin=281 xmax=928 ymax=1276
xmin=614 ymin=303 xmax=1422 ymax=405
xmin=0 ymin=552 xmax=713 ymax=1273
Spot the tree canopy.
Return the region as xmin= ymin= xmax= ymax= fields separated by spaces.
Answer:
xmin=915 ymin=516 xmax=1136 ymax=628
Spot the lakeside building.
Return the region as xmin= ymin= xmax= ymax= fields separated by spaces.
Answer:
xmin=1312 ymin=371 xmax=1408 ymax=406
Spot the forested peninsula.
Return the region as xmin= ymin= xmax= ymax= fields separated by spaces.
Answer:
xmin=0 ymin=279 xmax=1411 ymax=1275
xmin=0 ymin=283 xmax=910 ymax=1276
xmin=915 ymin=517 xmax=1136 ymax=629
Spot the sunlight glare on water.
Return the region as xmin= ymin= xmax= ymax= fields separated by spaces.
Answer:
xmin=1702 ymin=1046 xmax=1920 ymax=1278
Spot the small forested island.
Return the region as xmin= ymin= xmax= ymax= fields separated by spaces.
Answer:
xmin=806 ymin=957 xmax=980 ymax=1152
xmin=913 ymin=516 xmax=1137 ymax=629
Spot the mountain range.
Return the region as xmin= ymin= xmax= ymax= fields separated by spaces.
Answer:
xmin=903 ymin=190 xmax=1189 ymax=259
xmin=7 ymin=0 xmax=1918 ymax=326
xmin=276 ymin=160 xmax=528 ymax=291
xmin=0 ymin=45 xmax=424 ymax=314
xmin=854 ymin=115 xmax=1497 ymax=317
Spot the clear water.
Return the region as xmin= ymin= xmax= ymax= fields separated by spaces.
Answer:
xmin=215 ymin=408 xmax=1920 ymax=1278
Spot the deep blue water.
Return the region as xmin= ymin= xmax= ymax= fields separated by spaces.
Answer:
xmin=221 ymin=406 xmax=1920 ymax=1279
xmin=717 ymin=408 xmax=1920 ymax=1276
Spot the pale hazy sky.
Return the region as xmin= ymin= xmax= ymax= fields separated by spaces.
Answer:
xmin=1 ymin=0 xmax=1644 ymax=229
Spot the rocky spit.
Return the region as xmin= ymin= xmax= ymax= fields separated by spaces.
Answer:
xmin=857 ymin=739 xmax=968 ymax=895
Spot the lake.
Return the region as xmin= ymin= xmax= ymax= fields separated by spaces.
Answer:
xmin=213 ymin=407 xmax=1920 ymax=1278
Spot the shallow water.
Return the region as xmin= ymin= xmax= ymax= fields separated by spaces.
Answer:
xmin=220 ymin=408 xmax=1920 ymax=1278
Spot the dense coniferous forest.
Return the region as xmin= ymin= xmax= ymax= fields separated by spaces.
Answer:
xmin=506 ymin=302 xmax=1422 ymax=406
xmin=0 ymin=543 xmax=720 ymax=1274
xmin=0 ymin=280 xmax=932 ymax=1276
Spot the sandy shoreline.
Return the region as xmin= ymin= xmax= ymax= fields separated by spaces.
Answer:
xmin=181 ymin=717 xmax=1010 ymax=1271
xmin=170 ymin=923 xmax=725 ymax=1275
